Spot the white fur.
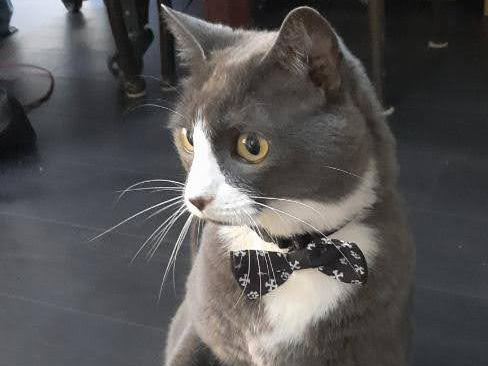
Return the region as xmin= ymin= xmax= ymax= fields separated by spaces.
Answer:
xmin=257 ymin=161 xmax=378 ymax=236
xmin=184 ymin=120 xmax=256 ymax=222
xmin=219 ymin=162 xmax=379 ymax=351
xmin=261 ymin=222 xmax=377 ymax=348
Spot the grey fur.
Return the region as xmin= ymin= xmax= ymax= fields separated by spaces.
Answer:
xmin=162 ymin=6 xmax=414 ymax=366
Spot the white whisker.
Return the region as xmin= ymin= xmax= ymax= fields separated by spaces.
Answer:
xmin=159 ymin=214 xmax=193 ymax=301
xmin=323 ymin=164 xmax=366 ymax=181
xmin=90 ymin=199 xmax=177 ymax=242
xmin=146 ymin=206 xmax=187 ymax=261
xmin=125 ymin=103 xmax=183 ymax=117
xmin=115 ymin=186 xmax=184 ymax=194
xmin=116 ymin=179 xmax=184 ymax=202
xmin=253 ymin=201 xmax=357 ymax=272
xmin=130 ymin=205 xmax=185 ymax=264
xmin=145 ymin=198 xmax=184 ymax=221
xmin=250 ymin=195 xmax=326 ymax=222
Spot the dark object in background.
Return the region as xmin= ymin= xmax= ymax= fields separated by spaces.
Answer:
xmin=104 ymin=0 xmax=158 ymax=98
xmin=104 ymin=0 xmax=176 ymax=98
xmin=0 ymin=0 xmax=16 ymax=38
xmin=429 ymin=0 xmax=449 ymax=48
xmin=0 ymin=89 xmax=36 ymax=156
xmin=0 ymin=64 xmax=55 ymax=110
xmin=204 ymin=0 xmax=253 ymax=27
xmin=61 ymin=0 xmax=83 ymax=13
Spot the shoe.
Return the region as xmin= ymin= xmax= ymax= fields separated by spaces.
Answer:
xmin=121 ymin=75 xmax=146 ymax=98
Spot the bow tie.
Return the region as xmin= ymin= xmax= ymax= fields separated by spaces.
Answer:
xmin=230 ymin=235 xmax=368 ymax=300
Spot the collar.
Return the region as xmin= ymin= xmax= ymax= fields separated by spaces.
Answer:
xmin=251 ymin=222 xmax=349 ymax=251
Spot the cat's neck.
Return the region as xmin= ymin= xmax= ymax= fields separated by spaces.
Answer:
xmin=219 ymin=159 xmax=378 ymax=253
xmin=254 ymin=159 xmax=378 ymax=238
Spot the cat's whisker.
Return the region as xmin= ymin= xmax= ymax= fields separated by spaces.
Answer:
xmin=322 ymin=164 xmax=367 ymax=182
xmin=252 ymin=201 xmax=357 ymax=273
xmin=171 ymin=216 xmax=193 ymax=293
xmin=115 ymin=186 xmax=184 ymax=194
xmin=117 ymin=179 xmax=184 ymax=202
xmin=148 ymin=209 xmax=187 ymax=268
xmin=232 ymin=209 xmax=254 ymax=308
xmin=145 ymin=198 xmax=184 ymax=221
xmin=90 ymin=199 xmax=178 ymax=242
xmin=115 ymin=186 xmax=185 ymax=193
xmin=251 ymin=218 xmax=279 ymax=286
xmin=250 ymin=195 xmax=326 ymax=222
xmin=139 ymin=74 xmax=162 ymax=82
xmin=130 ymin=205 xmax=185 ymax=264
xmin=124 ymin=103 xmax=186 ymax=120
xmin=138 ymin=74 xmax=184 ymax=97
xmin=159 ymin=214 xmax=193 ymax=301
xmin=196 ymin=218 xmax=203 ymax=246
xmin=243 ymin=210 xmax=264 ymax=314
xmin=249 ymin=213 xmax=279 ymax=300
xmin=146 ymin=206 xmax=187 ymax=261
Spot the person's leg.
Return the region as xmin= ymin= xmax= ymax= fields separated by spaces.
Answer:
xmin=104 ymin=0 xmax=146 ymax=98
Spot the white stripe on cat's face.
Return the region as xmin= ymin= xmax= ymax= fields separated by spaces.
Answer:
xmin=256 ymin=161 xmax=378 ymax=237
xmin=184 ymin=122 xmax=256 ymax=223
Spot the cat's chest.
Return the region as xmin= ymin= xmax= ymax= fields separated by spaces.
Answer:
xmin=219 ymin=223 xmax=378 ymax=348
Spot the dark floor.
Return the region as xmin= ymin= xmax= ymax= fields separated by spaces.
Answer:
xmin=0 ymin=0 xmax=487 ymax=365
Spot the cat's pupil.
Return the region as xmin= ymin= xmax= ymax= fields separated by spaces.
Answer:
xmin=245 ymin=135 xmax=260 ymax=155
xmin=187 ymin=129 xmax=194 ymax=146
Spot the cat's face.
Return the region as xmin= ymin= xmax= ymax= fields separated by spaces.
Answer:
xmin=165 ymin=7 xmax=378 ymax=236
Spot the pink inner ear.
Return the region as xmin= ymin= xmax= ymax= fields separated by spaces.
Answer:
xmin=307 ymin=41 xmax=342 ymax=94
xmin=264 ymin=7 xmax=343 ymax=95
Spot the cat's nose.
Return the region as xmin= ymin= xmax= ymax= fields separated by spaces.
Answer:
xmin=189 ymin=196 xmax=214 ymax=211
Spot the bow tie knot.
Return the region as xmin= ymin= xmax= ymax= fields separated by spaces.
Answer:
xmin=230 ymin=236 xmax=368 ymax=301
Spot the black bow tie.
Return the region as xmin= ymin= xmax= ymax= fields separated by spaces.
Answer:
xmin=230 ymin=235 xmax=368 ymax=300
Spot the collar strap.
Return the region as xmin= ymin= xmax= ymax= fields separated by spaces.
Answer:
xmin=252 ymin=227 xmax=340 ymax=250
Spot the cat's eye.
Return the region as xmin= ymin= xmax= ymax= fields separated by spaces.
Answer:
xmin=236 ymin=133 xmax=269 ymax=163
xmin=180 ymin=128 xmax=194 ymax=152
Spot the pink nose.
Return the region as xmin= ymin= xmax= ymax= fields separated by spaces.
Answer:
xmin=189 ymin=196 xmax=214 ymax=211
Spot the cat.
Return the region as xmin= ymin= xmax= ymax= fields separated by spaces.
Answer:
xmin=161 ymin=5 xmax=414 ymax=366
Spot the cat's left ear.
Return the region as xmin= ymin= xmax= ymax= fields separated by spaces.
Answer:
xmin=263 ymin=7 xmax=342 ymax=95
xmin=160 ymin=5 xmax=239 ymax=67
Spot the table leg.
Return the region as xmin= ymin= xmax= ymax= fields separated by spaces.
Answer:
xmin=429 ymin=0 xmax=449 ymax=49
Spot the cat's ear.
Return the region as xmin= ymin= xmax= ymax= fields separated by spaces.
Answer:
xmin=160 ymin=5 xmax=238 ymax=66
xmin=264 ymin=7 xmax=342 ymax=95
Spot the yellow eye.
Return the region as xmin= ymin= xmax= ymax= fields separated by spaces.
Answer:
xmin=236 ymin=133 xmax=269 ymax=163
xmin=180 ymin=128 xmax=194 ymax=152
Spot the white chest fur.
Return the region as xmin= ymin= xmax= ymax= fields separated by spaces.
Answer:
xmin=219 ymin=222 xmax=378 ymax=351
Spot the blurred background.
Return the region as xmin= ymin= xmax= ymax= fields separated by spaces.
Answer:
xmin=0 ymin=0 xmax=487 ymax=365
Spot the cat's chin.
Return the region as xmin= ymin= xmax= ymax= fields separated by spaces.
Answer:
xmin=205 ymin=218 xmax=234 ymax=226
xmin=205 ymin=217 xmax=254 ymax=227
xmin=199 ymin=215 xmax=252 ymax=227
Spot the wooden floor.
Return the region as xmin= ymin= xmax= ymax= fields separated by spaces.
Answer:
xmin=0 ymin=0 xmax=487 ymax=365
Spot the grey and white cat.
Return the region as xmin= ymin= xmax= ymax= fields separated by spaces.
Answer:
xmin=162 ymin=6 xmax=414 ymax=366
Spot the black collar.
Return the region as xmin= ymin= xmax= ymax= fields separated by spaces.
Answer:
xmin=252 ymin=226 xmax=343 ymax=250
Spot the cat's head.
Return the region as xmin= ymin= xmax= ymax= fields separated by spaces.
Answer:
xmin=163 ymin=6 xmax=386 ymax=237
